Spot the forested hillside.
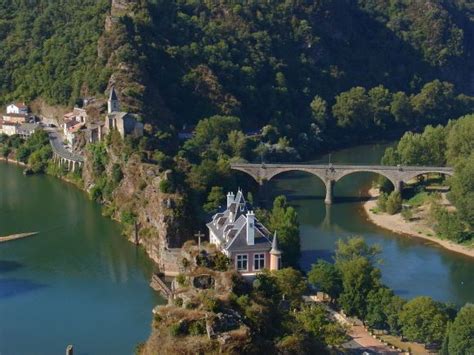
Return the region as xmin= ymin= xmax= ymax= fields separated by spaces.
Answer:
xmin=116 ymin=0 xmax=473 ymax=127
xmin=0 ymin=0 xmax=110 ymax=105
xmin=1 ymin=0 xmax=473 ymax=127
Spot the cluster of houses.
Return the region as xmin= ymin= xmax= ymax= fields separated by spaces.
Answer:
xmin=0 ymin=102 xmax=39 ymax=138
xmin=62 ymin=87 xmax=144 ymax=147
xmin=207 ymin=189 xmax=282 ymax=276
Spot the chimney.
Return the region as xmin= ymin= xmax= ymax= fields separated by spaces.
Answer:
xmin=246 ymin=211 xmax=255 ymax=245
xmin=227 ymin=191 xmax=235 ymax=208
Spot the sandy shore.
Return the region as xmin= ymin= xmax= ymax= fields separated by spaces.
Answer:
xmin=363 ymin=188 xmax=474 ymax=258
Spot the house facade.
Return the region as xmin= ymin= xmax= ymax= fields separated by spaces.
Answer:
xmin=6 ymin=102 xmax=28 ymax=115
xmin=0 ymin=121 xmax=19 ymax=136
xmin=206 ymin=190 xmax=282 ymax=276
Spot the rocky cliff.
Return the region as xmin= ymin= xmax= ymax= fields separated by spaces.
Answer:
xmin=82 ymin=134 xmax=192 ymax=272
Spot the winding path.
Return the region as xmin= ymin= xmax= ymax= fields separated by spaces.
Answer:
xmin=44 ymin=127 xmax=84 ymax=171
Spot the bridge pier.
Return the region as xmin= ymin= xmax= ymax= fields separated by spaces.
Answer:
xmin=258 ymin=179 xmax=270 ymax=208
xmin=394 ymin=180 xmax=404 ymax=193
xmin=324 ymin=180 xmax=334 ymax=205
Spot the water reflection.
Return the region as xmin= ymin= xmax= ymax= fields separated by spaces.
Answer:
xmin=0 ymin=278 xmax=47 ymax=299
xmin=266 ymin=144 xmax=474 ymax=305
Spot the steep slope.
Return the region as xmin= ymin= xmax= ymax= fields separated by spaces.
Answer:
xmin=0 ymin=1 xmax=110 ymax=105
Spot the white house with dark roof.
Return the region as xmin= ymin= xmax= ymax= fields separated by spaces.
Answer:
xmin=206 ymin=189 xmax=282 ymax=276
xmin=6 ymin=102 xmax=28 ymax=115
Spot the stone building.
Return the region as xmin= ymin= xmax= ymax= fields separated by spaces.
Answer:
xmin=104 ymin=87 xmax=143 ymax=139
xmin=206 ymin=190 xmax=282 ymax=276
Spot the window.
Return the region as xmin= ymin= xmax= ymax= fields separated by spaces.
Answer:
xmin=254 ymin=253 xmax=265 ymax=271
xmin=236 ymin=254 xmax=248 ymax=271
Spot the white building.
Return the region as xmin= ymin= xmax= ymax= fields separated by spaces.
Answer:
xmin=206 ymin=190 xmax=282 ymax=276
xmin=0 ymin=122 xmax=19 ymax=136
xmin=6 ymin=102 xmax=28 ymax=115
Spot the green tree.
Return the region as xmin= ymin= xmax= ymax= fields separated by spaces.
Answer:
xmin=411 ymin=80 xmax=455 ymax=124
xmin=443 ymin=304 xmax=474 ymax=355
xmin=365 ymin=286 xmax=394 ymax=330
xmin=203 ymin=186 xmax=225 ymax=213
xmin=368 ymin=85 xmax=393 ymax=130
xmin=385 ymin=295 xmax=406 ymax=335
xmin=386 ymin=191 xmax=402 ymax=215
xmin=308 ymin=260 xmax=342 ymax=302
xmin=449 ymin=154 xmax=474 ymax=229
xmin=332 ymin=87 xmax=370 ymax=131
xmin=335 ymin=237 xmax=382 ymax=318
xmin=295 ymin=304 xmax=347 ymax=346
xmin=273 ymin=268 xmax=307 ymax=309
xmin=310 ymin=95 xmax=329 ymax=128
xmin=390 ymin=91 xmax=414 ymax=126
xmin=337 ymin=256 xmax=381 ymax=318
xmin=334 ymin=236 xmax=380 ymax=265
xmin=399 ymin=296 xmax=449 ymax=344
xmin=446 ymin=114 xmax=474 ymax=165
xmin=377 ymin=192 xmax=388 ymax=212
xmin=269 ymin=196 xmax=301 ymax=268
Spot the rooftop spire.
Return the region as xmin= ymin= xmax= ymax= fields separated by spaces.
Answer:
xmin=270 ymin=231 xmax=282 ymax=255
xmin=109 ymin=86 xmax=118 ymax=101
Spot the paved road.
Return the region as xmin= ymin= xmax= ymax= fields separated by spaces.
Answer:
xmin=43 ymin=127 xmax=84 ymax=163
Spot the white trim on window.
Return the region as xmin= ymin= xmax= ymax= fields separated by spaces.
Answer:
xmin=254 ymin=253 xmax=265 ymax=271
xmin=236 ymin=254 xmax=248 ymax=272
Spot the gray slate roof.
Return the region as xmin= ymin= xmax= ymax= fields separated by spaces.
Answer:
xmin=207 ymin=190 xmax=273 ymax=253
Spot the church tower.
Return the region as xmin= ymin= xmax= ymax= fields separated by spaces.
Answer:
xmin=270 ymin=232 xmax=282 ymax=271
xmin=108 ymin=86 xmax=120 ymax=114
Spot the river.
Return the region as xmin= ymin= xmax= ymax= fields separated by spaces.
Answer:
xmin=267 ymin=143 xmax=474 ymax=305
xmin=1 ymin=143 xmax=473 ymax=354
xmin=0 ymin=161 xmax=163 ymax=355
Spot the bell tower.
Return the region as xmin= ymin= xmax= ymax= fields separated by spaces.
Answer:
xmin=108 ymin=86 xmax=120 ymax=113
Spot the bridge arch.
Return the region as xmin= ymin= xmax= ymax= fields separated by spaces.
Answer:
xmin=335 ymin=169 xmax=399 ymax=191
xmin=264 ymin=168 xmax=327 ymax=186
xmin=401 ymin=170 xmax=454 ymax=184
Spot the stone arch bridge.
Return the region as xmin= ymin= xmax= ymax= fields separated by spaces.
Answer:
xmin=230 ymin=163 xmax=454 ymax=204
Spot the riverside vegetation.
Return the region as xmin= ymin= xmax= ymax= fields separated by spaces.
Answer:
xmin=375 ymin=114 xmax=474 ymax=246
xmin=1 ymin=0 xmax=474 ymax=353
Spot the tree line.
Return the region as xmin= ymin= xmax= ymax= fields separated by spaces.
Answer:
xmin=308 ymin=237 xmax=474 ymax=352
xmin=380 ymin=114 xmax=474 ymax=244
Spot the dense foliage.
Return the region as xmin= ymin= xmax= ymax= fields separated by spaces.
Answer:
xmin=0 ymin=131 xmax=51 ymax=173
xmin=0 ymin=1 xmax=110 ymax=105
xmin=308 ymin=237 xmax=471 ymax=347
xmin=380 ymin=114 xmax=474 ymax=243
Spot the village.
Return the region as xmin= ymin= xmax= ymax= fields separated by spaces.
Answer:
xmin=0 ymin=87 xmax=144 ymax=166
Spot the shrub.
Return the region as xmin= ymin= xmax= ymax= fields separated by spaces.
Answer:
xmin=212 ymin=252 xmax=231 ymax=271
xmin=200 ymin=293 xmax=219 ymax=312
xmin=188 ymin=320 xmax=206 ymax=336
xmin=120 ymin=210 xmax=137 ymax=226
xmin=377 ymin=192 xmax=388 ymax=212
xmin=159 ymin=179 xmax=174 ymax=193
xmin=176 ymin=274 xmax=186 ymax=286
xmin=111 ymin=163 xmax=123 ymax=184
xmin=386 ymin=191 xmax=402 ymax=215
xmin=181 ymin=257 xmax=190 ymax=269
xmin=174 ymin=297 xmax=183 ymax=307
xmin=169 ymin=322 xmax=185 ymax=337
xmin=401 ymin=207 xmax=413 ymax=221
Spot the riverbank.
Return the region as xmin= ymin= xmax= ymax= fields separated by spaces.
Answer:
xmin=0 ymin=156 xmax=26 ymax=166
xmin=363 ymin=188 xmax=474 ymax=258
